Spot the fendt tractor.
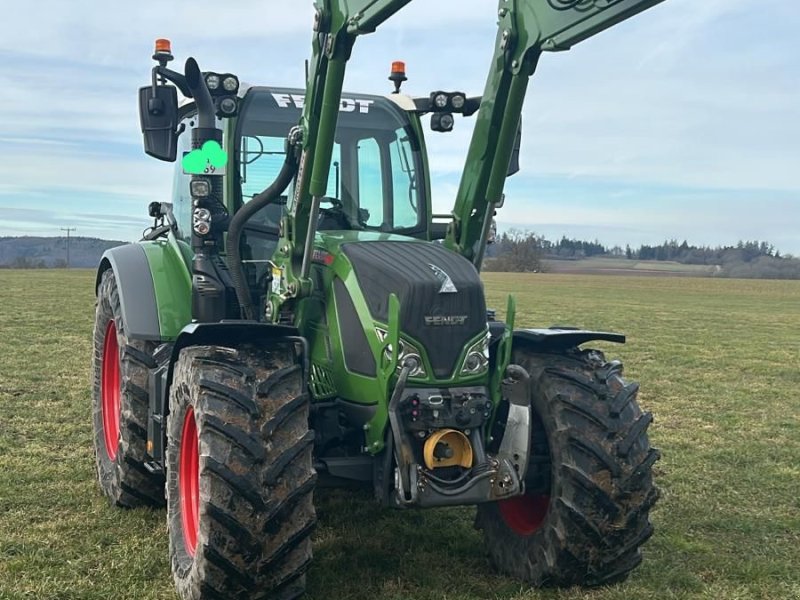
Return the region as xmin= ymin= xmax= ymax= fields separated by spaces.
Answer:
xmin=92 ymin=1 xmax=665 ymax=597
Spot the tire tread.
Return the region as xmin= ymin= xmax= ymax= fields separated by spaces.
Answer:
xmin=476 ymin=347 xmax=659 ymax=587
xmin=167 ymin=344 xmax=315 ymax=600
xmin=91 ymin=268 xmax=164 ymax=508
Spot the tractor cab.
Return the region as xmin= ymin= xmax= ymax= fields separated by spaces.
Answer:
xmin=167 ymin=84 xmax=434 ymax=295
xmin=238 ymin=88 xmax=427 ymax=235
xmin=171 ymin=86 xmax=429 ymax=242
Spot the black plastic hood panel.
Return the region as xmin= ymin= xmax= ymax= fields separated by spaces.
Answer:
xmin=342 ymin=242 xmax=486 ymax=379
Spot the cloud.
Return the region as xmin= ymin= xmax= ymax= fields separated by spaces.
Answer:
xmin=0 ymin=0 xmax=797 ymax=254
xmin=499 ymin=175 xmax=800 ymax=253
xmin=1 ymin=1 xmax=495 ymax=67
xmin=512 ymin=0 xmax=800 ymax=193
xmin=0 ymin=206 xmax=149 ymax=240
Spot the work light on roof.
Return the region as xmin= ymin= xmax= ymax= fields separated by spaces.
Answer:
xmin=205 ymin=74 xmax=221 ymax=90
xmin=431 ymin=112 xmax=455 ymax=133
xmin=222 ymin=76 xmax=239 ymax=93
xmin=218 ymin=97 xmax=238 ymax=117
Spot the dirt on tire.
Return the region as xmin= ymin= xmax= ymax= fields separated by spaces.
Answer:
xmin=476 ymin=347 xmax=660 ymax=586
xmin=167 ymin=344 xmax=317 ymax=600
xmin=91 ymin=268 xmax=165 ymax=508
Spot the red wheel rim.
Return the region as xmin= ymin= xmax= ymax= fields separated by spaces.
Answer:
xmin=498 ymin=494 xmax=550 ymax=536
xmin=179 ymin=407 xmax=200 ymax=557
xmin=101 ymin=320 xmax=121 ymax=460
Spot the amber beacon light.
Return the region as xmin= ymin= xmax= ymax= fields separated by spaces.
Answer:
xmin=155 ymin=38 xmax=172 ymax=54
xmin=389 ymin=60 xmax=407 ymax=94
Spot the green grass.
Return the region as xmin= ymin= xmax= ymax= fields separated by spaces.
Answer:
xmin=1 ymin=270 xmax=799 ymax=599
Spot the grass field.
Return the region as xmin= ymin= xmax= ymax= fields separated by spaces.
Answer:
xmin=542 ymin=257 xmax=718 ymax=277
xmin=1 ymin=269 xmax=799 ymax=599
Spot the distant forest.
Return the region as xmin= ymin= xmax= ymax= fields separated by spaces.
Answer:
xmin=486 ymin=232 xmax=800 ymax=280
xmin=2 ymin=234 xmax=799 ymax=280
xmin=0 ymin=236 xmax=126 ymax=269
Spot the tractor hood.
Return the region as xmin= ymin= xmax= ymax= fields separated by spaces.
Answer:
xmin=323 ymin=234 xmax=486 ymax=379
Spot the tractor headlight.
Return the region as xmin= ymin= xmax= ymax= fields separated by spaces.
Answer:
xmin=461 ymin=331 xmax=490 ymax=375
xmin=433 ymin=92 xmax=449 ymax=109
xmin=375 ymin=328 xmax=427 ymax=377
xmin=450 ymin=93 xmax=466 ymax=110
xmin=193 ymin=207 xmax=211 ymax=236
xmin=205 ymin=74 xmax=220 ymax=90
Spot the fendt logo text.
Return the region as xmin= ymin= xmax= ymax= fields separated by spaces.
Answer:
xmin=424 ymin=315 xmax=468 ymax=326
xmin=271 ymin=93 xmax=374 ymax=114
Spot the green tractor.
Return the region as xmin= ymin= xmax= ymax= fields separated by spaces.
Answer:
xmin=92 ymin=1 xmax=664 ymax=597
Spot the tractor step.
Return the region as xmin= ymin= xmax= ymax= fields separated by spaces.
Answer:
xmin=143 ymin=461 xmax=165 ymax=476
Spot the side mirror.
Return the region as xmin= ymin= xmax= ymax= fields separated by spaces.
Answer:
xmin=507 ymin=120 xmax=522 ymax=177
xmin=139 ymin=85 xmax=179 ymax=162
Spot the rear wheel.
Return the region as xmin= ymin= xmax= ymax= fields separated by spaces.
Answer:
xmin=167 ymin=344 xmax=316 ymax=600
xmin=476 ymin=347 xmax=660 ymax=586
xmin=91 ymin=268 xmax=164 ymax=507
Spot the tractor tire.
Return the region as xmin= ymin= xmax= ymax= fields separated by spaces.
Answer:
xmin=167 ymin=344 xmax=316 ymax=600
xmin=91 ymin=268 xmax=165 ymax=508
xmin=476 ymin=347 xmax=660 ymax=587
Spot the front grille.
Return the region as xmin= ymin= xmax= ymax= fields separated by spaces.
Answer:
xmin=342 ymin=242 xmax=486 ymax=378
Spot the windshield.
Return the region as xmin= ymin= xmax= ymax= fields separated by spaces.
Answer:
xmin=236 ymin=88 xmax=424 ymax=235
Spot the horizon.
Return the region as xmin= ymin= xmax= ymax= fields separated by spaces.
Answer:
xmin=2 ymin=229 xmax=794 ymax=259
xmin=1 ymin=1 xmax=798 ymax=253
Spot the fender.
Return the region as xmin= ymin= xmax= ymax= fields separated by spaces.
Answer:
xmin=96 ymin=243 xmax=161 ymax=340
xmin=513 ymin=327 xmax=625 ymax=352
xmin=96 ymin=237 xmax=192 ymax=341
xmin=143 ymin=322 xmax=307 ymax=473
xmin=166 ymin=322 xmax=305 ymax=388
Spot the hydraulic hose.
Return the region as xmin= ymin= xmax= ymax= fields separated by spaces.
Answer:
xmin=226 ymin=151 xmax=298 ymax=320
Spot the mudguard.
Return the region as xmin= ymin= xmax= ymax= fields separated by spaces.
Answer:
xmin=165 ymin=322 xmax=306 ymax=392
xmin=145 ymin=323 xmax=306 ymax=471
xmin=513 ymin=327 xmax=625 ymax=351
xmin=169 ymin=322 xmax=302 ymax=364
xmin=96 ymin=244 xmax=162 ymax=340
xmin=96 ymin=238 xmax=192 ymax=341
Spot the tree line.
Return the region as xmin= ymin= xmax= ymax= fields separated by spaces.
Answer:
xmin=485 ymin=231 xmax=800 ymax=279
xmin=0 ymin=257 xmax=68 ymax=269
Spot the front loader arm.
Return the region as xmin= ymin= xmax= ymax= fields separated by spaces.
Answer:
xmin=444 ymin=0 xmax=666 ymax=267
xmin=282 ymin=0 xmax=665 ymax=296
xmin=284 ymin=0 xmax=412 ymax=294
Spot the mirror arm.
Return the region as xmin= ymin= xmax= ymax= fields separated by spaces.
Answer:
xmin=151 ymin=65 xmax=192 ymax=98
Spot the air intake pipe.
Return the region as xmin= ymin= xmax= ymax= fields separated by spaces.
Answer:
xmin=225 ymin=150 xmax=298 ymax=321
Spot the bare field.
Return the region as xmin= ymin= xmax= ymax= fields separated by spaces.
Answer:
xmin=0 ymin=269 xmax=799 ymax=599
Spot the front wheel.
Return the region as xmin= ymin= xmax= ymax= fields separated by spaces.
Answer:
xmin=91 ymin=268 xmax=164 ymax=507
xmin=167 ymin=344 xmax=316 ymax=600
xmin=477 ymin=348 xmax=660 ymax=587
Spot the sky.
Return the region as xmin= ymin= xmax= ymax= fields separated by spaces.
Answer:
xmin=1 ymin=0 xmax=798 ymax=254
